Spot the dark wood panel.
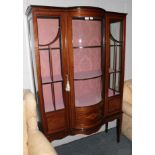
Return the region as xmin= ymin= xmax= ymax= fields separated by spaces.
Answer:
xmin=74 ymin=75 xmax=103 ymax=81
xmin=75 ymin=103 xmax=103 ymax=129
xmin=47 ymin=129 xmax=69 ymax=141
xmin=70 ymin=123 xmax=103 ymax=135
xmin=108 ymin=97 xmax=121 ymax=114
xmin=46 ymin=110 xmax=66 ymax=133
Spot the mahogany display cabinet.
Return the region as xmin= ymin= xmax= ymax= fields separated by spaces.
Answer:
xmin=26 ymin=6 xmax=126 ymax=142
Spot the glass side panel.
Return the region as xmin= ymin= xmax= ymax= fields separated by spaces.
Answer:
xmin=115 ymin=72 xmax=120 ymax=92
xmin=109 ymin=46 xmax=121 ymax=73
xmin=109 ymin=73 xmax=114 ymax=89
xmin=109 ymin=46 xmax=115 ymax=72
xmin=72 ymin=17 xmax=103 ymax=107
xmin=109 ymin=73 xmax=120 ymax=97
xmin=37 ymin=17 xmax=64 ymax=112
xmin=110 ymin=21 xmax=122 ymax=42
xmin=116 ymin=47 xmax=121 ymax=71
xmin=108 ymin=20 xmax=123 ymax=97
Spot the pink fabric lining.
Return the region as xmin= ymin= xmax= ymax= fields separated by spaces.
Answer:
xmin=41 ymin=75 xmax=62 ymax=84
xmin=37 ymin=18 xmax=59 ymax=47
xmin=74 ymin=78 xmax=102 ymax=107
xmin=40 ymin=50 xmax=62 ymax=83
xmin=43 ymin=83 xmax=64 ymax=112
xmin=75 ymin=94 xmax=101 ymax=107
xmin=72 ymin=19 xmax=101 ymax=47
xmin=73 ymin=48 xmax=101 ymax=75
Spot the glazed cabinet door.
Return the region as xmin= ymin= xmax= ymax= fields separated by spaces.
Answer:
xmin=105 ymin=13 xmax=126 ymax=116
xmin=29 ymin=9 xmax=70 ymax=138
xmin=67 ymin=10 xmax=105 ymax=132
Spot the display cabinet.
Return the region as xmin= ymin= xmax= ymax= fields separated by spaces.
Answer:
xmin=26 ymin=6 xmax=126 ymax=142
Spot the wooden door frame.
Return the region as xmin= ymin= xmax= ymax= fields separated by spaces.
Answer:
xmin=104 ymin=12 xmax=126 ymax=116
xmin=30 ymin=7 xmax=70 ymax=135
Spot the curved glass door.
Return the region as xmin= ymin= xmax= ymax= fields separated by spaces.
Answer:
xmin=108 ymin=20 xmax=123 ymax=97
xmin=72 ymin=17 xmax=104 ymax=107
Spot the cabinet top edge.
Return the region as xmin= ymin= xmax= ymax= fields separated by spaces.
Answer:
xmin=25 ymin=5 xmax=127 ymax=16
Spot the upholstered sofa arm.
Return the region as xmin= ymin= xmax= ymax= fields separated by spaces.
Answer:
xmin=23 ymin=89 xmax=57 ymax=155
xmin=28 ymin=131 xmax=57 ymax=155
xmin=24 ymin=90 xmax=38 ymax=133
xmin=23 ymin=90 xmax=37 ymax=122
xmin=122 ymin=101 xmax=132 ymax=117
xmin=122 ymin=80 xmax=132 ymax=140
xmin=123 ymin=79 xmax=132 ymax=104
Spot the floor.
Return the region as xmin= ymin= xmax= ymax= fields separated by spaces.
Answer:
xmin=55 ymin=128 xmax=132 ymax=155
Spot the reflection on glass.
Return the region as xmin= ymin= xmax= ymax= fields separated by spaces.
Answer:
xmin=109 ymin=73 xmax=114 ymax=89
xmin=115 ymin=73 xmax=120 ymax=92
xmin=116 ymin=47 xmax=121 ymax=71
xmin=110 ymin=46 xmax=114 ymax=72
xmin=110 ymin=21 xmax=122 ymax=42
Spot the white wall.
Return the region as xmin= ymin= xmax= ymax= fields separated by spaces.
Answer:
xmin=23 ymin=0 xmax=132 ymax=146
xmin=23 ymin=16 xmax=34 ymax=91
xmin=124 ymin=0 xmax=132 ymax=79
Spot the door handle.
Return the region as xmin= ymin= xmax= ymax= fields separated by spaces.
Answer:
xmin=65 ymin=74 xmax=70 ymax=92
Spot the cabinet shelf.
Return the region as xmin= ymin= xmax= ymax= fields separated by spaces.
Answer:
xmin=108 ymin=88 xmax=120 ymax=97
xmin=39 ymin=47 xmax=60 ymax=51
xmin=73 ymin=45 xmax=102 ymax=49
xmin=110 ymin=44 xmax=122 ymax=47
xmin=41 ymin=75 xmax=63 ymax=84
xmin=74 ymin=70 xmax=102 ymax=80
xmin=42 ymin=80 xmax=63 ymax=85
xmin=109 ymin=68 xmax=121 ymax=74
xmin=74 ymin=75 xmax=103 ymax=81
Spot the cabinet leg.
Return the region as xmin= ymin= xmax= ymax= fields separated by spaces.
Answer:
xmin=46 ymin=136 xmax=52 ymax=142
xmin=116 ymin=116 xmax=122 ymax=143
xmin=105 ymin=122 xmax=108 ymax=133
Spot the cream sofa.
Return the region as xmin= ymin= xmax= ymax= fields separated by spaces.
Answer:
xmin=122 ymin=79 xmax=132 ymax=140
xmin=23 ymin=90 xmax=57 ymax=155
